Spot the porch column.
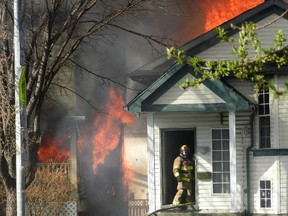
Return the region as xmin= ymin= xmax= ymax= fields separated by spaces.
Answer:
xmin=147 ymin=113 xmax=156 ymax=212
xmin=61 ymin=116 xmax=86 ymax=214
xmin=229 ymin=111 xmax=237 ymax=212
xmin=67 ymin=116 xmax=85 ymax=186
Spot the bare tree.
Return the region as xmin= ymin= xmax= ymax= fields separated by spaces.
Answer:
xmin=0 ymin=0 xmax=175 ymax=215
xmin=25 ymin=163 xmax=76 ymax=216
xmin=0 ymin=179 xmax=5 ymax=214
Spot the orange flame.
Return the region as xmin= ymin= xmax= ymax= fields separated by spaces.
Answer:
xmin=179 ymin=0 xmax=264 ymax=42
xmin=199 ymin=0 xmax=264 ymax=32
xmin=38 ymin=135 xmax=70 ymax=163
xmin=92 ymin=88 xmax=135 ymax=172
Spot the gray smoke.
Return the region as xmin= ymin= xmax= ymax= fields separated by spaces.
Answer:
xmin=41 ymin=1 xmax=207 ymax=215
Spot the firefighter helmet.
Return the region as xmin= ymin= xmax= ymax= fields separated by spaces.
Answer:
xmin=180 ymin=145 xmax=190 ymax=158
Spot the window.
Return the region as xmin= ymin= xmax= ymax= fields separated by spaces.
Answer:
xmin=260 ymin=180 xmax=271 ymax=208
xmin=212 ymin=129 xmax=230 ymax=193
xmin=258 ymin=89 xmax=270 ymax=148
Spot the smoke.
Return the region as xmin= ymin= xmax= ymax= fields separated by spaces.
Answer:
xmin=69 ymin=3 xmax=200 ymax=215
xmin=40 ymin=1 xmax=264 ymax=215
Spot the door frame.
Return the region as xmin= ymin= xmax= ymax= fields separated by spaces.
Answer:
xmin=160 ymin=128 xmax=196 ymax=205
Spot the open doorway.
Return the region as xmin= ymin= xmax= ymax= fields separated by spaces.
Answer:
xmin=161 ymin=129 xmax=195 ymax=205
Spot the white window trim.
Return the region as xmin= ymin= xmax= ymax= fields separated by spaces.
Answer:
xmin=211 ymin=127 xmax=230 ymax=195
xmin=259 ymin=179 xmax=272 ymax=209
xmin=258 ymin=89 xmax=271 ymax=148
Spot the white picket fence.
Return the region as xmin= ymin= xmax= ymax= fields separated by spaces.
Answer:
xmin=128 ymin=199 xmax=149 ymax=216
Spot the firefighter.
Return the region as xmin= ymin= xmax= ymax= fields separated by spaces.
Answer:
xmin=172 ymin=144 xmax=194 ymax=207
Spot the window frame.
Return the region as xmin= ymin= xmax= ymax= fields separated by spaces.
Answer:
xmin=258 ymin=89 xmax=271 ymax=148
xmin=259 ymin=180 xmax=272 ymax=208
xmin=211 ymin=128 xmax=230 ymax=194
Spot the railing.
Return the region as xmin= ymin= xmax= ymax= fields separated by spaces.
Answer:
xmin=128 ymin=199 xmax=148 ymax=216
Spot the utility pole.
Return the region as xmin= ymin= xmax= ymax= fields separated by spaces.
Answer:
xmin=14 ymin=0 xmax=25 ymax=215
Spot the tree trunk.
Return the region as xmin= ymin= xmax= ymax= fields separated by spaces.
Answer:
xmin=5 ymin=185 xmax=17 ymax=216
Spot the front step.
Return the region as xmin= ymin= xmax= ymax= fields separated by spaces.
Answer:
xmin=145 ymin=204 xmax=198 ymax=216
xmin=146 ymin=211 xmax=244 ymax=216
xmin=146 ymin=213 xmax=244 ymax=216
xmin=145 ymin=204 xmax=245 ymax=216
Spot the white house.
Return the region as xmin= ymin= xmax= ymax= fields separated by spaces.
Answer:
xmin=124 ymin=0 xmax=288 ymax=215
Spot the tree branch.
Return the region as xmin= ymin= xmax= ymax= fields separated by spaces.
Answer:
xmin=69 ymin=58 xmax=139 ymax=91
xmin=50 ymin=82 xmax=105 ymax=113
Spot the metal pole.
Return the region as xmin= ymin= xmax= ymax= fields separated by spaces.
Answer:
xmin=14 ymin=0 xmax=25 ymax=215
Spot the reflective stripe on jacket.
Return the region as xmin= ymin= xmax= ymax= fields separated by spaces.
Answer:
xmin=173 ymin=156 xmax=193 ymax=182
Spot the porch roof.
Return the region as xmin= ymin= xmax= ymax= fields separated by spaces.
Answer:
xmin=124 ymin=64 xmax=255 ymax=113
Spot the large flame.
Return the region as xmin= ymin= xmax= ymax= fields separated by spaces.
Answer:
xmin=180 ymin=0 xmax=264 ymax=42
xmin=199 ymin=0 xmax=264 ymax=32
xmin=38 ymin=88 xmax=135 ymax=170
xmin=92 ymin=88 xmax=135 ymax=172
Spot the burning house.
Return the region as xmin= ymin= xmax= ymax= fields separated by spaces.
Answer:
xmin=125 ymin=0 xmax=288 ymax=215
xmin=39 ymin=87 xmax=135 ymax=215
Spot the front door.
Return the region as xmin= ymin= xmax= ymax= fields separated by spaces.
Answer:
xmin=161 ymin=129 xmax=195 ymax=205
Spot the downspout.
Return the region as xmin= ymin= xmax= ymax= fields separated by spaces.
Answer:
xmin=246 ymin=108 xmax=256 ymax=214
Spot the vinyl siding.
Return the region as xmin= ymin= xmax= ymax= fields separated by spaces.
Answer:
xmin=277 ymin=74 xmax=288 ymax=214
xmin=250 ymin=157 xmax=279 ymax=214
xmin=277 ymin=74 xmax=288 ymax=149
xmin=196 ymin=14 xmax=288 ymax=61
xmin=241 ymin=74 xmax=288 ymax=215
xmin=280 ymin=157 xmax=288 ymax=213
xmin=153 ymin=73 xmax=225 ymax=105
xmin=150 ymin=111 xmax=251 ymax=213
xmin=225 ymin=78 xmax=257 ymax=104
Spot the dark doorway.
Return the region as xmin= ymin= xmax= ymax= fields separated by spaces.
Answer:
xmin=161 ymin=129 xmax=195 ymax=205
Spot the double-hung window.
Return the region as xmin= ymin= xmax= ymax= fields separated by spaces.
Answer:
xmin=258 ymin=89 xmax=271 ymax=148
xmin=212 ymin=129 xmax=230 ymax=193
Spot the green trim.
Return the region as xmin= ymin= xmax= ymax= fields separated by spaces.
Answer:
xmin=142 ymin=103 xmax=252 ymax=112
xmin=183 ymin=1 xmax=287 ymax=57
xmin=193 ymin=70 xmax=253 ymax=109
xmin=124 ymin=0 xmax=288 ymax=114
xmin=124 ymin=63 xmax=183 ymax=112
xmin=125 ymin=64 xmax=254 ymax=113
xmin=253 ymin=149 xmax=288 ymax=157
xmin=142 ymin=66 xmax=191 ymax=105
xmin=125 ymin=1 xmax=287 ymax=114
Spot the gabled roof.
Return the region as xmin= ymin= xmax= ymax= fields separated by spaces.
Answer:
xmin=125 ymin=64 xmax=254 ymax=112
xmin=125 ymin=0 xmax=288 ymax=113
xmin=184 ymin=0 xmax=288 ymax=58
xmin=128 ymin=0 xmax=288 ymax=84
